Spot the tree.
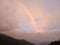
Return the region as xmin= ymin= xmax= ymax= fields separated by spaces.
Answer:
xmin=49 ymin=40 xmax=60 ymax=45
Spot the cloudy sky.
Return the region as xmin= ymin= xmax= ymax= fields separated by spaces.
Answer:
xmin=0 ymin=0 xmax=60 ymax=44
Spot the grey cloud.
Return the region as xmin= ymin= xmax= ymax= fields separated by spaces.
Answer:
xmin=1 ymin=31 xmax=60 ymax=44
xmin=0 ymin=0 xmax=19 ymax=32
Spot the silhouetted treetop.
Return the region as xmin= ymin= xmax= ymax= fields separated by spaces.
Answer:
xmin=49 ymin=39 xmax=60 ymax=45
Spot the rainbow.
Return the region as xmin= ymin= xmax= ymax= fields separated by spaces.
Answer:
xmin=16 ymin=1 xmax=44 ymax=32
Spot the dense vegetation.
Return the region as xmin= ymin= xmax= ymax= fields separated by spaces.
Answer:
xmin=49 ymin=40 xmax=60 ymax=45
xmin=0 ymin=34 xmax=34 ymax=45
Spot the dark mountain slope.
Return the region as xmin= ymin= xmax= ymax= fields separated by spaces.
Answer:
xmin=0 ymin=34 xmax=34 ymax=45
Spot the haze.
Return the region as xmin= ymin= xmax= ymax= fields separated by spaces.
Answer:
xmin=0 ymin=0 xmax=60 ymax=44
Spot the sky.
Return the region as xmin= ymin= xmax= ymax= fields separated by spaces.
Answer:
xmin=0 ymin=0 xmax=60 ymax=44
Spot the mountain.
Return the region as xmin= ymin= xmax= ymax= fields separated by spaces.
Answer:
xmin=0 ymin=34 xmax=34 ymax=45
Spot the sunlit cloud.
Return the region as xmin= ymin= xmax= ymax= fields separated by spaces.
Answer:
xmin=0 ymin=0 xmax=60 ymax=44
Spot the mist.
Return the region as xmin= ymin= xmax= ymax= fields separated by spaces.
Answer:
xmin=0 ymin=0 xmax=60 ymax=45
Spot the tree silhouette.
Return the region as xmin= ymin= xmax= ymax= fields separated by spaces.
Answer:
xmin=49 ymin=40 xmax=60 ymax=45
